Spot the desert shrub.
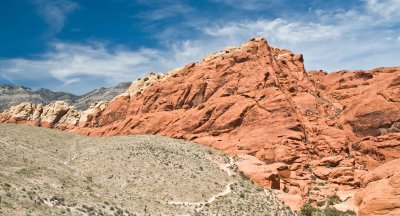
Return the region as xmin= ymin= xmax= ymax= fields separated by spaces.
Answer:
xmin=299 ymin=203 xmax=356 ymax=216
xmin=323 ymin=207 xmax=356 ymax=216
xmin=317 ymin=201 xmax=325 ymax=207
xmin=239 ymin=171 xmax=249 ymax=180
xmin=85 ymin=176 xmax=93 ymax=183
xmin=299 ymin=203 xmax=318 ymax=216
xmin=327 ymin=194 xmax=341 ymax=205
xmin=351 ymin=143 xmax=361 ymax=151
xmin=311 ymin=175 xmax=317 ymax=181
xmin=256 ymin=186 xmax=264 ymax=192
xmin=313 ymin=187 xmax=320 ymax=191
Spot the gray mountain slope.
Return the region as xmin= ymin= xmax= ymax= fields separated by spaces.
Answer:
xmin=0 ymin=82 xmax=130 ymax=111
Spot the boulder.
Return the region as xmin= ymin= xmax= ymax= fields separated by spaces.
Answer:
xmin=355 ymin=159 xmax=400 ymax=216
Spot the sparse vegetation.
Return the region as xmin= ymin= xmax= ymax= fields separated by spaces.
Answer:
xmin=299 ymin=203 xmax=356 ymax=216
xmin=310 ymin=175 xmax=317 ymax=181
xmin=327 ymin=194 xmax=341 ymax=205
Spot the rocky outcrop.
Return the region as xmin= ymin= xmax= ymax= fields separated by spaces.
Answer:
xmin=77 ymin=101 xmax=109 ymax=127
xmin=0 ymin=101 xmax=104 ymax=129
xmin=126 ymin=69 xmax=181 ymax=95
xmin=1 ymin=38 xmax=399 ymax=214
xmin=355 ymin=159 xmax=400 ymax=216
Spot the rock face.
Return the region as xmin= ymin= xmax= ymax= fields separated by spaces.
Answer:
xmin=355 ymin=159 xmax=400 ymax=216
xmin=126 ymin=69 xmax=181 ymax=95
xmin=0 ymin=100 xmax=108 ymax=129
xmin=1 ymin=38 xmax=399 ymax=214
xmin=0 ymin=82 xmax=130 ymax=111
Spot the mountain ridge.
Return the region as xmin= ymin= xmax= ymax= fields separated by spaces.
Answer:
xmin=0 ymin=82 xmax=131 ymax=111
xmin=1 ymin=38 xmax=399 ymax=215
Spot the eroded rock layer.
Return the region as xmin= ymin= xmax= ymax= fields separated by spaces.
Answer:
xmin=1 ymin=38 xmax=399 ymax=214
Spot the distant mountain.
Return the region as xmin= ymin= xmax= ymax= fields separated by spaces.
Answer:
xmin=0 ymin=82 xmax=130 ymax=111
xmin=73 ymin=82 xmax=131 ymax=110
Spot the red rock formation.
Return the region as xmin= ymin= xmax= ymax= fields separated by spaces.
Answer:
xmin=355 ymin=159 xmax=400 ymax=216
xmin=1 ymin=38 xmax=399 ymax=214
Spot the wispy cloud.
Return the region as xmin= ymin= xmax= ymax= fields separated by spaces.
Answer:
xmin=364 ymin=0 xmax=400 ymax=22
xmin=32 ymin=0 xmax=79 ymax=33
xmin=211 ymin=0 xmax=278 ymax=10
xmin=205 ymin=19 xmax=341 ymax=43
xmin=0 ymin=40 xmax=208 ymax=94
xmin=135 ymin=2 xmax=193 ymax=21
xmin=1 ymin=0 xmax=399 ymax=94
xmin=200 ymin=1 xmax=400 ymax=71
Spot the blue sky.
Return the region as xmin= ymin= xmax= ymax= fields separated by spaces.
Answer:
xmin=0 ymin=0 xmax=399 ymax=94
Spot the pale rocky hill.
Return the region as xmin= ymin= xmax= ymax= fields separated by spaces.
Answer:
xmin=0 ymin=82 xmax=130 ymax=111
xmin=0 ymin=85 xmax=77 ymax=111
xmin=73 ymin=82 xmax=130 ymax=110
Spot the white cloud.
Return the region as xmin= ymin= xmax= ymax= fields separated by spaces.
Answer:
xmin=364 ymin=0 xmax=400 ymax=22
xmin=1 ymin=43 xmax=151 ymax=86
xmin=200 ymin=1 xmax=400 ymax=71
xmin=32 ymin=0 xmax=79 ymax=33
xmin=0 ymin=40 xmax=211 ymax=94
xmin=205 ymin=19 xmax=341 ymax=43
xmin=1 ymin=0 xmax=399 ymax=94
xmin=212 ymin=0 xmax=277 ymax=10
xmin=136 ymin=2 xmax=193 ymax=21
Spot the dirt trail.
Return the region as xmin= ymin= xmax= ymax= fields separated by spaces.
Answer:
xmin=0 ymin=137 xmax=86 ymax=179
xmin=168 ymin=156 xmax=237 ymax=214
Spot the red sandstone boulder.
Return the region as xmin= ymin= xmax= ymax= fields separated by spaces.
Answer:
xmin=355 ymin=159 xmax=400 ymax=216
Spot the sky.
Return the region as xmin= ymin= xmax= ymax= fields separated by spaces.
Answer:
xmin=0 ymin=0 xmax=399 ymax=95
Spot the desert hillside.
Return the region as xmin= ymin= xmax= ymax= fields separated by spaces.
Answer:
xmin=0 ymin=123 xmax=296 ymax=216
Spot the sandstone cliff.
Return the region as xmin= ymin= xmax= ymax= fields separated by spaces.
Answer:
xmin=1 ymin=38 xmax=399 ymax=214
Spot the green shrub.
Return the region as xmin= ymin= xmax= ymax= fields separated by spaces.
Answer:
xmin=299 ymin=203 xmax=356 ymax=216
xmin=299 ymin=203 xmax=318 ymax=216
xmin=313 ymin=187 xmax=320 ymax=191
xmin=317 ymin=201 xmax=325 ymax=207
xmin=311 ymin=175 xmax=317 ymax=181
xmin=327 ymin=194 xmax=341 ymax=205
